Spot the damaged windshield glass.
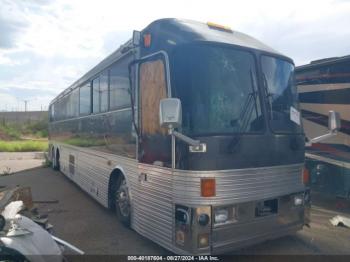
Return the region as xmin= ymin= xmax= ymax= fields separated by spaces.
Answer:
xmin=172 ymin=44 xmax=264 ymax=136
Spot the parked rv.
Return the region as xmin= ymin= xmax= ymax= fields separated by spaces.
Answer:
xmin=296 ymin=56 xmax=350 ymax=198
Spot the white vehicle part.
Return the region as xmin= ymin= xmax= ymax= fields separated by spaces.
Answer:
xmin=1 ymin=201 xmax=63 ymax=262
xmin=330 ymin=215 xmax=350 ymax=227
xmin=1 ymin=215 xmax=63 ymax=262
xmin=2 ymin=201 xmax=24 ymax=220
xmin=52 ymin=235 xmax=84 ymax=255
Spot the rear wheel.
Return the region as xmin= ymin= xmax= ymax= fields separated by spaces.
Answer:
xmin=115 ymin=177 xmax=131 ymax=227
xmin=51 ymin=147 xmax=55 ymax=169
xmin=53 ymin=149 xmax=60 ymax=171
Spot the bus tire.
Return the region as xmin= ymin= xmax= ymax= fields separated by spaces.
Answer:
xmin=53 ymin=149 xmax=60 ymax=171
xmin=51 ymin=147 xmax=56 ymax=170
xmin=114 ymin=176 xmax=131 ymax=227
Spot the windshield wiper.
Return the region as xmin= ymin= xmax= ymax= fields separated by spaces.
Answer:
xmin=228 ymin=70 xmax=258 ymax=152
xmin=262 ymin=72 xmax=273 ymax=120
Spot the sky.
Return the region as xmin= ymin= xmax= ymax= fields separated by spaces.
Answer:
xmin=0 ymin=0 xmax=350 ymax=111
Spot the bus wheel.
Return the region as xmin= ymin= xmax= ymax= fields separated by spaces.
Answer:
xmin=53 ymin=149 xmax=60 ymax=171
xmin=115 ymin=177 xmax=131 ymax=227
xmin=51 ymin=147 xmax=56 ymax=169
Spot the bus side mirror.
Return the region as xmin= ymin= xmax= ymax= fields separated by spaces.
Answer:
xmin=328 ymin=110 xmax=340 ymax=133
xmin=132 ymin=30 xmax=141 ymax=46
xmin=309 ymin=110 xmax=341 ymax=144
xmin=159 ymin=98 xmax=182 ymax=129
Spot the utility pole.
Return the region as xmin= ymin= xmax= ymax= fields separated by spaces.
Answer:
xmin=23 ymin=100 xmax=29 ymax=112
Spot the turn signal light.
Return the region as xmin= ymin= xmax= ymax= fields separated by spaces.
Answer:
xmin=201 ymin=178 xmax=216 ymax=197
xmin=303 ymin=167 xmax=310 ymax=185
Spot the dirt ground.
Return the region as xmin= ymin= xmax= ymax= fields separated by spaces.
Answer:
xmin=1 ymin=165 xmax=350 ymax=255
xmin=0 ymin=152 xmax=45 ymax=174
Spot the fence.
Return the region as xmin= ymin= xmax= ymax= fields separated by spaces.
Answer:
xmin=0 ymin=111 xmax=48 ymax=125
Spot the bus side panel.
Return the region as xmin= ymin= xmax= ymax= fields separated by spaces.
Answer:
xmin=173 ymin=164 xmax=304 ymax=206
xmin=132 ymin=164 xmax=174 ymax=252
xmin=54 ymin=143 xmax=139 ymax=208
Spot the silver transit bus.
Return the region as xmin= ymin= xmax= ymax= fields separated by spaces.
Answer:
xmin=48 ymin=18 xmax=310 ymax=254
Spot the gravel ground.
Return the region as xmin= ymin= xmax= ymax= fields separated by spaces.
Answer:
xmin=1 ymin=163 xmax=350 ymax=255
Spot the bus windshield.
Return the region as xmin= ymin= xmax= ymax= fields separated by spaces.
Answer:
xmin=261 ymin=56 xmax=302 ymax=133
xmin=172 ymin=44 xmax=264 ymax=136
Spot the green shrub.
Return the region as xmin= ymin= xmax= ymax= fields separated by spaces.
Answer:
xmin=0 ymin=116 xmax=48 ymax=139
xmin=0 ymin=124 xmax=21 ymax=140
xmin=0 ymin=140 xmax=48 ymax=152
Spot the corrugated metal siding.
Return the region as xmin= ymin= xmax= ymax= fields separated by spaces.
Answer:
xmin=133 ymin=164 xmax=174 ymax=251
xmin=173 ymin=164 xmax=304 ymax=205
xmin=57 ymin=143 xmax=138 ymax=207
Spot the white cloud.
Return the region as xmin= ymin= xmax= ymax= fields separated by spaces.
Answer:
xmin=1 ymin=0 xmax=350 ymax=111
xmin=0 ymin=93 xmax=21 ymax=112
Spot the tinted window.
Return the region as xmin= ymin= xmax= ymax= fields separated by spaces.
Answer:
xmin=80 ymin=82 xmax=91 ymax=115
xmin=70 ymin=89 xmax=79 ymax=118
xmin=100 ymin=71 xmax=109 ymax=112
xmin=92 ymin=77 xmax=100 ymax=113
xmin=50 ymin=104 xmax=54 ymax=121
xmin=261 ymin=56 xmax=302 ymax=133
xmin=110 ymin=56 xmax=131 ymax=109
xmin=57 ymin=96 xmax=68 ymax=120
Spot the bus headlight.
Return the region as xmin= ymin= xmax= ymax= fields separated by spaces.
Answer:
xmin=214 ymin=208 xmax=229 ymax=224
xmin=294 ymin=194 xmax=304 ymax=206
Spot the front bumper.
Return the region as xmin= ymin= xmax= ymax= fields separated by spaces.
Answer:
xmin=174 ymin=191 xmax=308 ymax=255
xmin=212 ymin=210 xmax=304 ymax=254
xmin=211 ymin=193 xmax=307 ymax=254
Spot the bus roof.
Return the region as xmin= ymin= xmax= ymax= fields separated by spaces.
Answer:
xmin=50 ymin=18 xmax=284 ymax=105
xmin=143 ymin=18 xmax=280 ymax=54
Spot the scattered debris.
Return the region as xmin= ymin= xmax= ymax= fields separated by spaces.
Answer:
xmin=0 ymin=186 xmax=33 ymax=209
xmin=0 ymin=186 xmax=53 ymax=231
xmin=0 ymin=186 xmax=84 ymax=259
xmin=330 ymin=215 xmax=350 ymax=228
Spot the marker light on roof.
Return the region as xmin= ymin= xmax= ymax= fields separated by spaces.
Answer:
xmin=207 ymin=22 xmax=233 ymax=33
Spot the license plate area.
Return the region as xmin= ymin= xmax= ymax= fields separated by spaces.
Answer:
xmin=255 ymin=198 xmax=278 ymax=217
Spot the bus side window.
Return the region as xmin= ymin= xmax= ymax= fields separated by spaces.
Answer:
xmin=92 ymin=77 xmax=100 ymax=113
xmin=80 ymin=82 xmax=91 ymax=115
xmin=110 ymin=57 xmax=131 ymax=110
xmin=139 ymin=59 xmax=170 ymax=165
xmin=100 ymin=71 xmax=108 ymax=112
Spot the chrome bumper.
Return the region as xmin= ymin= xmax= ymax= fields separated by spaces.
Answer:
xmin=211 ymin=194 xmax=306 ymax=254
xmin=212 ymin=211 xmax=304 ymax=254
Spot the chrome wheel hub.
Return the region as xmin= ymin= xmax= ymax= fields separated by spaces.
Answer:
xmin=116 ymin=180 xmax=130 ymax=217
